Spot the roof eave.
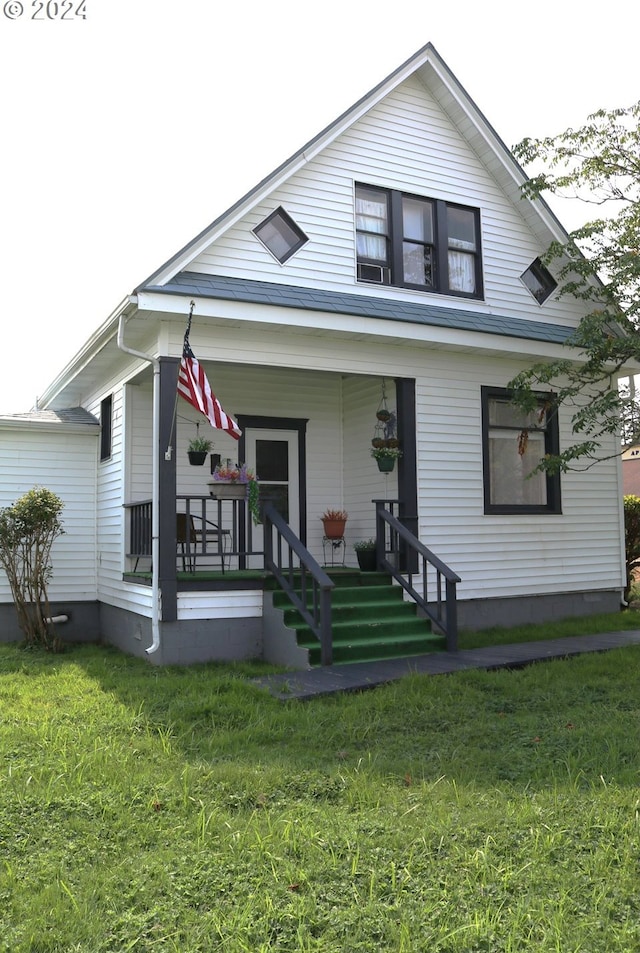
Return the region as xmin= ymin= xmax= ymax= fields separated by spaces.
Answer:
xmin=37 ymin=296 xmax=136 ymax=410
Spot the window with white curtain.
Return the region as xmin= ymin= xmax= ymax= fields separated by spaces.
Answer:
xmin=355 ymin=183 xmax=482 ymax=298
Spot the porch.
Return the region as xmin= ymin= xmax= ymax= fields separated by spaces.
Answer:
xmin=123 ymin=494 xmax=460 ymax=667
xmin=118 ymin=361 xmax=460 ymax=665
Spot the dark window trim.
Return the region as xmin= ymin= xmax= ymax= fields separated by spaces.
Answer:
xmin=521 ymin=257 xmax=557 ymax=304
xmin=481 ymin=386 xmax=561 ymax=515
xmin=252 ymin=206 xmax=308 ymax=264
xmin=355 ymin=183 xmax=483 ymax=299
xmin=100 ymin=394 xmax=113 ymax=462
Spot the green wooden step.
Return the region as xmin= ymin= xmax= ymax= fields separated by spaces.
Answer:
xmin=303 ymin=632 xmax=445 ymax=666
xmin=270 ymin=569 xmax=445 ymax=666
xmin=290 ymin=613 xmax=430 ymax=640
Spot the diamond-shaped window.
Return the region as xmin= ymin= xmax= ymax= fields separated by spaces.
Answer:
xmin=521 ymin=258 xmax=557 ymax=304
xmin=253 ymin=207 xmax=308 ymax=263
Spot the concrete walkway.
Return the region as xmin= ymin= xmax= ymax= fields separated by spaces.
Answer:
xmin=252 ymin=630 xmax=640 ymax=700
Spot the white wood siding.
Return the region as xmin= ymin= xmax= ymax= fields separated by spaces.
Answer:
xmin=187 ymin=75 xmax=587 ymax=332
xmin=343 ymin=375 xmax=397 ymax=549
xmin=0 ymin=426 xmax=98 ymax=602
xmin=82 ymin=364 xmax=158 ymax=616
xmin=124 ymin=320 xmax=625 ymax=602
xmin=177 ymin=590 xmax=262 ymax=620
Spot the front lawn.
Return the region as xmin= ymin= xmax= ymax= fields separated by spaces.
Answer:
xmin=459 ymin=606 xmax=640 ymax=648
xmin=1 ymin=642 xmax=639 ymax=952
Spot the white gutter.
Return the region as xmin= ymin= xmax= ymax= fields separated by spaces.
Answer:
xmin=117 ymin=304 xmax=161 ymax=656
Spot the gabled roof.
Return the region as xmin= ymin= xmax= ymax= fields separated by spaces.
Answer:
xmin=137 ymin=42 xmax=569 ymax=291
xmin=146 ymin=272 xmax=575 ymax=347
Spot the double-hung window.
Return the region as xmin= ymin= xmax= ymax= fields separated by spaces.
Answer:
xmin=482 ymin=387 xmax=561 ymax=514
xmin=355 ymin=183 xmax=482 ymax=298
xmin=355 ymin=186 xmax=390 ymax=284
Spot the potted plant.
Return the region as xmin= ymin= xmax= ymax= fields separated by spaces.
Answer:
xmin=371 ymin=445 xmax=402 ymax=473
xmin=187 ymin=435 xmax=213 ymax=465
xmin=321 ymin=508 xmax=348 ymax=539
xmin=354 ymin=538 xmax=377 ymax=572
xmin=209 ymin=463 xmax=260 ymax=524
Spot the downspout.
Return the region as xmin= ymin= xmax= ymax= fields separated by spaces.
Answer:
xmin=117 ymin=304 xmax=161 ymax=655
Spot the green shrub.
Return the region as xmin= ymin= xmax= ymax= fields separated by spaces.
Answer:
xmin=623 ymin=495 xmax=640 ymax=600
xmin=0 ymin=486 xmax=64 ymax=649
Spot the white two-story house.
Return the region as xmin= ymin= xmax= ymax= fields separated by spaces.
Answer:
xmin=0 ymin=43 xmax=625 ymax=665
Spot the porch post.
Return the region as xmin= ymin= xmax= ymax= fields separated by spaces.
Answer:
xmin=395 ymin=378 xmax=418 ymax=571
xmin=158 ymin=357 xmax=179 ymax=622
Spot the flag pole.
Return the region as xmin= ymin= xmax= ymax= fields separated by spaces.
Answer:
xmin=166 ymin=300 xmax=196 ymax=459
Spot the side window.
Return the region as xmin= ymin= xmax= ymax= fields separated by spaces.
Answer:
xmin=100 ymin=394 xmax=113 ymax=462
xmin=481 ymin=386 xmax=561 ymax=514
xmin=521 ymin=258 xmax=557 ymax=304
xmin=253 ymin=207 xmax=308 ymax=263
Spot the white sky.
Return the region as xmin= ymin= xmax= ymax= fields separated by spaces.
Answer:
xmin=0 ymin=0 xmax=637 ymax=413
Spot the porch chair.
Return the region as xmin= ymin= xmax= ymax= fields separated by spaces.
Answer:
xmin=176 ymin=512 xmax=230 ymax=573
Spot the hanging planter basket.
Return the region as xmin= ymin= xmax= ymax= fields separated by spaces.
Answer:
xmin=376 ymin=456 xmax=396 ymax=473
xmin=188 ymin=451 xmax=208 ymax=466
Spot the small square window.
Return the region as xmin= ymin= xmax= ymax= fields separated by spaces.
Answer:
xmin=253 ymin=207 xmax=308 ymax=263
xmin=521 ymin=258 xmax=557 ymax=304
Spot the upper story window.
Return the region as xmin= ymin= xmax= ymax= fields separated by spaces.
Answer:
xmin=355 ymin=184 xmax=483 ymax=298
xmin=253 ymin=207 xmax=308 ymax=264
xmin=481 ymin=386 xmax=561 ymax=515
xmin=521 ymin=258 xmax=557 ymax=304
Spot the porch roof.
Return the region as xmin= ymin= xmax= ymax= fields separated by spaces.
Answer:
xmin=0 ymin=406 xmax=100 ymax=428
xmin=142 ymin=272 xmax=575 ymax=347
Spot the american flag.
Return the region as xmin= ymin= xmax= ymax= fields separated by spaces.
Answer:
xmin=177 ymin=332 xmax=241 ymax=440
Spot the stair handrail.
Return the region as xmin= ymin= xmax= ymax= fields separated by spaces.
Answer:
xmin=375 ymin=504 xmax=461 ymax=651
xmin=263 ymin=503 xmax=335 ymax=666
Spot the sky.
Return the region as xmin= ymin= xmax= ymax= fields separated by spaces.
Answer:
xmin=0 ymin=0 xmax=637 ymax=413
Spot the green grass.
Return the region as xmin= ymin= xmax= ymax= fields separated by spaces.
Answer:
xmin=1 ymin=641 xmax=640 ymax=951
xmin=459 ymin=607 xmax=640 ymax=648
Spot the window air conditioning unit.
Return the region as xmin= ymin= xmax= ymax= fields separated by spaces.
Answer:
xmin=358 ymin=263 xmax=389 ymax=284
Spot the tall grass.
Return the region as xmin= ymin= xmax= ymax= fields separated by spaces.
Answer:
xmin=1 ymin=642 xmax=639 ymax=951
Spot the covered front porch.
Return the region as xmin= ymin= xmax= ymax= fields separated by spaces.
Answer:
xmin=118 ymin=360 xmax=458 ymax=664
xmin=122 ymin=361 xmax=419 ymax=584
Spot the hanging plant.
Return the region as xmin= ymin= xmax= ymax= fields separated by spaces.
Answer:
xmin=371 ymin=445 xmax=402 ymax=473
xmin=376 ymin=409 xmax=391 ymax=422
xmin=187 ymin=435 xmax=213 ymax=465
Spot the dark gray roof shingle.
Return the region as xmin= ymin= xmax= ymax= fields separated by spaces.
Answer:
xmin=1 ymin=407 xmax=100 ymax=426
xmin=143 ymin=272 xmax=575 ymax=346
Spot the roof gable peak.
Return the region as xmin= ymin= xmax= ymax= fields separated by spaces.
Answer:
xmin=137 ymin=42 xmax=566 ymax=292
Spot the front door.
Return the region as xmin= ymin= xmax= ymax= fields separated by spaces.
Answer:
xmin=245 ymin=428 xmax=300 ymax=563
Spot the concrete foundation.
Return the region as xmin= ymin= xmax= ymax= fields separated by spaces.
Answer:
xmin=0 ymin=587 xmax=625 ymax=664
xmin=98 ymin=602 xmax=262 ymax=666
xmin=0 ymin=601 xmax=100 ymax=645
xmin=455 ymin=588 xmax=622 ymax=631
